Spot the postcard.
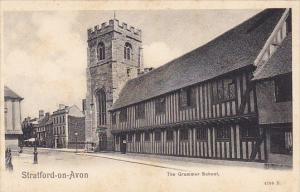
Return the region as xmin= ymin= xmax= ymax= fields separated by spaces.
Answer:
xmin=0 ymin=1 xmax=299 ymax=192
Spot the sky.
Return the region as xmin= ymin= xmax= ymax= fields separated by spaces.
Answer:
xmin=3 ymin=9 xmax=261 ymax=118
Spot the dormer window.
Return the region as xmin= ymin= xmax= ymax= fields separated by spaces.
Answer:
xmin=97 ymin=42 xmax=105 ymax=61
xmin=124 ymin=42 xmax=132 ymax=60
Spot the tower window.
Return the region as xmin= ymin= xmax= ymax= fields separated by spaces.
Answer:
xmin=124 ymin=42 xmax=132 ymax=60
xmin=97 ymin=42 xmax=105 ymax=61
xmin=96 ymin=89 xmax=106 ymax=125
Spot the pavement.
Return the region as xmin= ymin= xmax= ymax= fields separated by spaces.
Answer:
xmin=1 ymin=147 xmax=294 ymax=192
xmin=28 ymin=147 xmax=291 ymax=170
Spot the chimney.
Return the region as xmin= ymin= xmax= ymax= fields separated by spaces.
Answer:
xmin=45 ymin=112 xmax=50 ymax=117
xmin=144 ymin=67 xmax=154 ymax=73
xmin=39 ymin=110 xmax=44 ymax=118
xmin=59 ymin=104 xmax=65 ymax=110
xmin=82 ymin=99 xmax=86 ymax=112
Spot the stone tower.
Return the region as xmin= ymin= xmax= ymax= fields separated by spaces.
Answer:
xmin=85 ymin=18 xmax=143 ymax=151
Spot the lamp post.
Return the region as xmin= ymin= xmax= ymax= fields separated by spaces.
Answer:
xmin=75 ymin=132 xmax=78 ymax=153
xmin=33 ymin=130 xmax=38 ymax=164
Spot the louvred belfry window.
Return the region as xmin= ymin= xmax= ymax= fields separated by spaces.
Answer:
xmin=124 ymin=42 xmax=132 ymax=60
xmin=97 ymin=42 xmax=105 ymax=61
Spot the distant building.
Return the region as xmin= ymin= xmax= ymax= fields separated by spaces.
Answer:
xmin=52 ymin=104 xmax=85 ymax=148
xmin=45 ymin=116 xmax=54 ymax=148
xmin=22 ymin=117 xmax=38 ymax=141
xmin=36 ymin=111 xmax=51 ymax=147
xmin=4 ymin=86 xmax=23 ymax=150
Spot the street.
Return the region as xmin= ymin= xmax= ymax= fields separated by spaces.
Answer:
xmin=1 ymin=148 xmax=294 ymax=192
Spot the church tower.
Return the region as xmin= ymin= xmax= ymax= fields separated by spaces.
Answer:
xmin=85 ymin=18 xmax=143 ymax=151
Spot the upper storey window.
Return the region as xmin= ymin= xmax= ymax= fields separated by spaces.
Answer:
xmin=97 ymin=42 xmax=105 ymax=61
xmin=275 ymin=74 xmax=292 ymax=102
xmin=212 ymin=78 xmax=236 ymax=104
xmin=124 ymin=42 xmax=132 ymax=60
xmin=179 ymin=87 xmax=196 ymax=109
xmin=155 ymin=98 xmax=166 ymax=115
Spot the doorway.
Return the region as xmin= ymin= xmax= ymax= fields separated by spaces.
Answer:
xmin=120 ymin=134 xmax=127 ymax=154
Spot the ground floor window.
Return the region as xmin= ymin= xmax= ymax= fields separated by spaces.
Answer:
xmin=145 ymin=132 xmax=150 ymax=141
xmin=115 ymin=135 xmax=119 ymax=144
xmin=216 ymin=126 xmax=230 ymax=140
xmin=154 ymin=131 xmax=161 ymax=141
xmin=166 ymin=130 xmax=173 ymax=141
xmin=180 ymin=129 xmax=189 ymax=141
xmin=128 ymin=133 xmax=133 ymax=142
xmin=196 ymin=127 xmax=208 ymax=140
xmin=241 ymin=124 xmax=258 ymax=139
xmin=270 ymin=127 xmax=292 ymax=155
xmin=135 ymin=133 xmax=141 ymax=142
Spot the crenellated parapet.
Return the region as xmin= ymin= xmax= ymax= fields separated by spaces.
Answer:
xmin=87 ymin=19 xmax=142 ymax=41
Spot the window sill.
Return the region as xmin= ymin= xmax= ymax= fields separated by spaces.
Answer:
xmin=215 ymin=138 xmax=230 ymax=142
xmin=155 ymin=113 xmax=166 ymax=116
xmin=179 ymin=106 xmax=196 ymax=111
xmin=212 ymin=98 xmax=235 ymax=105
xmin=196 ymin=139 xmax=208 ymax=142
xmin=180 ymin=139 xmax=189 ymax=142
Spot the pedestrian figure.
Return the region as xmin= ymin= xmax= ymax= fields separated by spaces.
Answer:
xmin=5 ymin=148 xmax=13 ymax=171
xmin=19 ymin=145 xmax=23 ymax=154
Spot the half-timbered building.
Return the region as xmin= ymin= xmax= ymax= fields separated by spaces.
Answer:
xmin=109 ymin=8 xmax=292 ymax=163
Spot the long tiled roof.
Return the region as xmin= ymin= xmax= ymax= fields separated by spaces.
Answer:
xmin=252 ymin=33 xmax=292 ymax=80
xmin=4 ymin=86 xmax=23 ymax=100
xmin=112 ymin=9 xmax=285 ymax=110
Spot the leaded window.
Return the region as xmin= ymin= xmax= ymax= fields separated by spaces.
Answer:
xmin=196 ymin=127 xmax=208 ymax=140
xmin=180 ymin=129 xmax=189 ymax=141
xmin=119 ymin=108 xmax=127 ymax=122
xmin=166 ymin=130 xmax=173 ymax=141
xmin=155 ymin=97 xmax=166 ymax=115
xmin=135 ymin=103 xmax=145 ymax=119
xmin=154 ymin=131 xmax=161 ymax=141
xmin=216 ymin=127 xmax=231 ymax=140
xmin=179 ymin=87 xmax=196 ymax=108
